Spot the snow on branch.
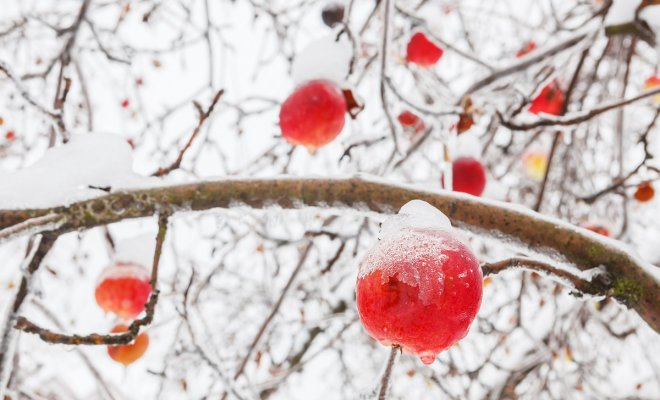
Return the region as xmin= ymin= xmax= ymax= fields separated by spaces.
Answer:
xmin=0 ymin=177 xmax=658 ymax=333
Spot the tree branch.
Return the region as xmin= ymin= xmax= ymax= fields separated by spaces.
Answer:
xmin=0 ymin=177 xmax=658 ymax=332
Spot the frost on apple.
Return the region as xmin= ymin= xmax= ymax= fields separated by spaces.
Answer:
xmin=291 ymin=34 xmax=352 ymax=87
xmin=356 ymin=200 xmax=482 ymax=365
xmin=95 ymin=262 xmax=152 ymax=321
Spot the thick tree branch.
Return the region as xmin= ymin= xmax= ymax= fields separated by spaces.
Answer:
xmin=0 ymin=177 xmax=658 ymax=332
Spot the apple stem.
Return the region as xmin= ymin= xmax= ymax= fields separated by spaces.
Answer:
xmin=378 ymin=345 xmax=400 ymax=400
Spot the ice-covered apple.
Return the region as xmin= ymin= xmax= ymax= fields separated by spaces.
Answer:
xmin=634 ymin=181 xmax=654 ymax=202
xmin=406 ymin=32 xmax=444 ymax=68
xmin=279 ymin=80 xmax=347 ymax=152
xmin=522 ymin=149 xmax=549 ymax=181
xmin=529 ymin=80 xmax=564 ymax=116
xmin=356 ymin=201 xmax=483 ymax=365
xmin=452 ymin=157 xmax=487 ymax=196
xmin=95 ymin=262 xmax=152 ymax=320
xmin=107 ymin=324 xmax=149 ymax=366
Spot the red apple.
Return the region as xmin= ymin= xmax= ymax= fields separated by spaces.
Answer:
xmin=452 ymin=157 xmax=487 ymax=197
xmin=583 ymin=224 xmax=610 ymax=237
xmin=107 ymin=324 xmax=149 ymax=366
xmin=529 ymin=80 xmax=564 ymax=116
xmin=397 ymin=110 xmax=425 ymax=137
xmin=5 ymin=131 xmax=15 ymax=141
xmin=279 ymin=80 xmax=346 ymax=151
xmin=516 ymin=41 xmax=537 ymax=58
xmin=406 ymin=32 xmax=444 ymax=68
xmin=95 ymin=262 xmax=152 ymax=320
xmin=356 ymin=227 xmax=483 ymax=364
xmin=634 ymin=182 xmax=655 ymax=202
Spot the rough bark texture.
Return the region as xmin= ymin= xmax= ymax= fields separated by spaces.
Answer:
xmin=1 ymin=177 xmax=658 ymax=332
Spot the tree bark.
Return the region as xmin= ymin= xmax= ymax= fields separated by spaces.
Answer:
xmin=1 ymin=176 xmax=658 ymax=332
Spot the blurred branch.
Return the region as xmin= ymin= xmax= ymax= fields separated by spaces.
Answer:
xmin=0 ymin=234 xmax=57 ymax=397
xmin=499 ymin=86 xmax=660 ymax=130
xmin=152 ymin=89 xmax=225 ymax=177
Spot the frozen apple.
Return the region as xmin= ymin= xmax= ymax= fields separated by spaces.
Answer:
xmin=634 ymin=181 xmax=655 ymax=202
xmin=583 ymin=224 xmax=610 ymax=237
xmin=452 ymin=157 xmax=487 ymax=197
xmin=279 ymin=80 xmax=347 ymax=152
xmin=644 ymin=75 xmax=660 ymax=104
xmin=529 ymin=80 xmax=564 ymax=116
xmin=321 ymin=3 xmax=344 ymax=27
xmin=397 ymin=110 xmax=425 ymax=138
xmin=107 ymin=324 xmax=149 ymax=366
xmin=516 ymin=41 xmax=537 ymax=58
xmin=406 ymin=32 xmax=444 ymax=68
xmin=95 ymin=262 xmax=152 ymax=320
xmin=522 ymin=149 xmax=549 ymax=181
xmin=356 ymin=200 xmax=483 ymax=364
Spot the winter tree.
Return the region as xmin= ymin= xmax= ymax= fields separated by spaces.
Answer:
xmin=1 ymin=0 xmax=659 ymax=399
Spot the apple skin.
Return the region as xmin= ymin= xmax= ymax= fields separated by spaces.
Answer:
xmin=583 ymin=224 xmax=610 ymax=237
xmin=406 ymin=32 xmax=444 ymax=68
xmin=356 ymin=228 xmax=483 ymax=365
xmin=107 ymin=324 xmax=149 ymax=366
xmin=397 ymin=110 xmax=425 ymax=137
xmin=634 ymin=182 xmax=654 ymax=202
xmin=279 ymin=80 xmax=347 ymax=151
xmin=95 ymin=263 xmax=152 ymax=320
xmin=516 ymin=41 xmax=537 ymax=58
xmin=452 ymin=157 xmax=487 ymax=197
xmin=529 ymin=80 xmax=564 ymax=116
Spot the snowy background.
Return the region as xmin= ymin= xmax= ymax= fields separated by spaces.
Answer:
xmin=1 ymin=0 xmax=660 ymax=399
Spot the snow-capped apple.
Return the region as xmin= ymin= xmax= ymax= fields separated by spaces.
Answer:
xmin=321 ymin=3 xmax=344 ymax=27
xmin=356 ymin=200 xmax=483 ymax=364
xmin=634 ymin=181 xmax=654 ymax=202
xmin=583 ymin=224 xmax=610 ymax=237
xmin=397 ymin=110 xmax=425 ymax=138
xmin=95 ymin=262 xmax=152 ymax=320
xmin=452 ymin=157 xmax=487 ymax=196
xmin=107 ymin=324 xmax=149 ymax=366
xmin=516 ymin=41 xmax=537 ymax=58
xmin=279 ymin=80 xmax=347 ymax=152
xmin=406 ymin=32 xmax=444 ymax=68
xmin=529 ymin=80 xmax=564 ymax=116
xmin=522 ymin=149 xmax=549 ymax=181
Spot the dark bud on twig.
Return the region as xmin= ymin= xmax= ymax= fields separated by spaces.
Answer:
xmin=322 ymin=3 xmax=345 ymax=28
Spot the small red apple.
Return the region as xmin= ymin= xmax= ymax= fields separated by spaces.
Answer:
xmin=452 ymin=157 xmax=487 ymax=197
xmin=634 ymin=182 xmax=654 ymax=202
xmin=529 ymin=80 xmax=564 ymax=116
xmin=95 ymin=262 xmax=152 ymax=320
xmin=583 ymin=224 xmax=610 ymax=237
xmin=356 ymin=225 xmax=482 ymax=364
xmin=120 ymin=99 xmax=130 ymax=108
xmin=107 ymin=324 xmax=149 ymax=366
xmin=279 ymin=80 xmax=347 ymax=151
xmin=406 ymin=32 xmax=444 ymax=68
xmin=397 ymin=111 xmax=425 ymax=137
xmin=5 ymin=131 xmax=15 ymax=141
xmin=516 ymin=41 xmax=537 ymax=58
